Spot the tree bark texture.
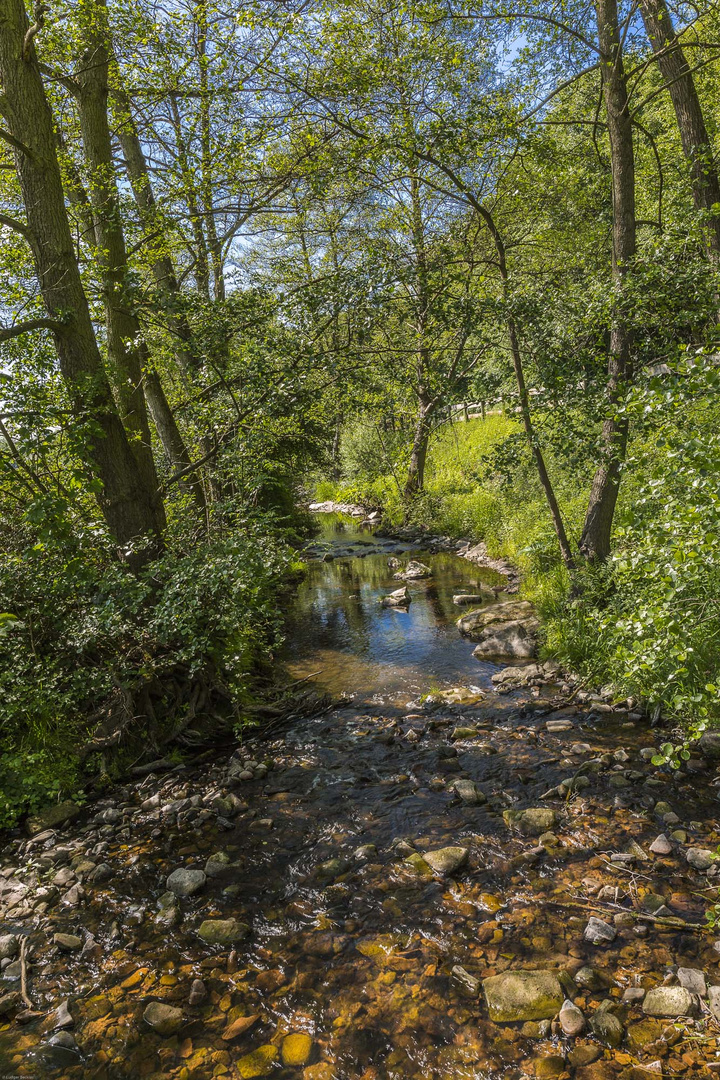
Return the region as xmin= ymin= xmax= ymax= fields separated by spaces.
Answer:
xmin=0 ymin=0 xmax=165 ymax=563
xmin=640 ymin=0 xmax=720 ymax=257
xmin=75 ymin=3 xmax=167 ymax=535
xmin=579 ymin=0 xmax=636 ymax=562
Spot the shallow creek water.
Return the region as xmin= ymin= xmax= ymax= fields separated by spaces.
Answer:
xmin=2 ymin=518 xmax=720 ymax=1079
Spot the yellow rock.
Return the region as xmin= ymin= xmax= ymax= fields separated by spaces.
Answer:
xmin=281 ymin=1033 xmax=313 ymax=1067
xmin=236 ymin=1045 xmax=278 ymax=1078
xmin=120 ymin=968 xmax=148 ymax=989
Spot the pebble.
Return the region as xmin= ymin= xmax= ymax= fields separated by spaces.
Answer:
xmin=197 ymin=918 xmax=250 ymax=945
xmin=686 ymin=847 xmax=714 ymax=870
xmin=583 ymin=917 xmax=617 ymax=945
xmin=281 ymin=1032 xmax=314 ymax=1067
xmin=559 ymin=998 xmax=585 ymax=1036
xmin=677 ymin=967 xmax=707 ymax=996
xmin=53 ymin=933 xmax=82 ymax=951
xmin=0 ymin=934 xmax=17 ymax=961
xmin=423 ymin=846 xmax=468 ymax=876
xmin=643 ymin=986 xmax=697 ymax=1017
xmin=649 ymin=834 xmax=672 ymax=856
xmin=166 ymin=867 xmax=207 ymax=896
xmin=143 ymin=1001 xmax=184 ymax=1035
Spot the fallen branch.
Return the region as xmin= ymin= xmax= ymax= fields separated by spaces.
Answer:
xmin=19 ymin=937 xmax=32 ymax=1008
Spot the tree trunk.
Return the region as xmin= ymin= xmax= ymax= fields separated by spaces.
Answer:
xmin=74 ymin=3 xmax=166 ymax=536
xmin=579 ymin=0 xmax=636 ymax=562
xmin=404 ymin=402 xmax=431 ymax=498
xmin=0 ymin=0 xmax=164 ymax=564
xmin=75 ymin=4 xmax=205 ymax=518
xmin=640 ymin=0 xmax=720 ymax=257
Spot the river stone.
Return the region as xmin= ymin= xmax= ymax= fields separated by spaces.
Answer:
xmin=204 ymin=852 xmax=232 ymax=877
xmin=197 ymin=918 xmax=250 ymax=945
xmin=686 ymin=847 xmax=714 ymax=870
xmin=451 ymin=726 xmax=479 ymax=741
xmin=53 ymin=933 xmax=82 ymax=951
xmin=394 ymin=560 xmax=431 ymax=580
xmin=381 ymin=586 xmax=410 ymax=607
xmin=143 ymin=1001 xmax=184 ymax=1035
xmin=50 ymin=1000 xmax=74 ymax=1030
xmin=677 ymin=967 xmax=706 ymax=996
xmin=698 ymin=732 xmax=720 ymax=760
xmin=589 ymin=1008 xmax=623 ymax=1048
xmin=167 ymin=867 xmax=206 ymax=897
xmin=26 ymin=800 xmax=81 ymax=837
xmin=649 ymin=834 xmax=672 ymax=856
xmin=643 ymin=986 xmax=696 ymax=1017
xmin=708 ymin=985 xmax=720 ymax=1020
xmin=448 ymin=778 xmax=485 ymax=805
xmin=559 ymin=999 xmax=586 ymax=1036
xmin=0 ymin=992 xmax=19 ymax=1016
xmin=583 ymin=917 xmax=617 ymax=945
xmin=453 ymin=593 xmax=490 ymax=605
xmin=503 ymin=808 xmax=557 ymax=836
xmin=423 ymin=846 xmax=468 ymax=876
xmin=237 ymin=1044 xmax=278 ymax=1078
xmin=482 ymin=970 xmax=564 ymax=1022
xmin=574 ymin=967 xmax=610 ymax=991
xmin=0 ymin=934 xmax=18 ymax=961
xmin=281 ymin=1032 xmax=313 ymax=1067
xmin=452 ymin=964 xmax=481 ymax=997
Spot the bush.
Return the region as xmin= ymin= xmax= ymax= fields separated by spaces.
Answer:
xmin=0 ymin=513 xmax=297 ymax=826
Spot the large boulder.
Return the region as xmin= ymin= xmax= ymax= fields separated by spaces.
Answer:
xmin=482 ymin=970 xmax=564 ymax=1022
xmin=26 ymin=800 xmax=81 ymax=837
xmin=457 ymin=600 xmax=538 ymax=660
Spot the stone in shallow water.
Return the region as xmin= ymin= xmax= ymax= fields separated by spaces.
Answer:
xmin=534 ymin=1055 xmax=566 ymax=1079
xmin=649 ymin=834 xmax=672 ymax=856
xmin=197 ymin=918 xmax=250 ymax=945
xmin=448 ymin=779 xmax=485 ymax=805
xmin=677 ymin=967 xmax=706 ymax=996
xmin=281 ymin=1032 xmax=314 ymax=1066
xmin=0 ymin=934 xmax=18 ymax=961
xmin=166 ymin=867 xmax=206 ymax=897
xmin=559 ymin=999 xmax=585 ymax=1036
xmin=686 ymin=847 xmax=714 ymax=871
xmin=49 ymin=1000 xmax=74 ymax=1030
xmin=583 ymin=917 xmax=617 ymax=945
xmin=423 ymin=846 xmax=468 ymax=876
xmin=589 ymin=1007 xmax=623 ymax=1047
xmin=452 ymin=964 xmax=480 ymax=997
xmin=53 ymin=933 xmax=82 ymax=951
xmin=643 ymin=986 xmax=696 ymax=1017
xmin=204 ymin=852 xmax=231 ymax=877
xmin=143 ymin=1001 xmax=183 ymax=1035
xmin=503 ymin=807 xmax=557 ymax=836
xmin=237 ymin=1044 xmax=278 ymax=1078
xmin=482 ymin=970 xmax=564 ymax=1022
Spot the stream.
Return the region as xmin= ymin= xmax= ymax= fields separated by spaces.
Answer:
xmin=1 ymin=515 xmax=720 ymax=1079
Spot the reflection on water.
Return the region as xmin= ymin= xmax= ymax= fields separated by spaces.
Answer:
xmin=285 ymin=515 xmax=507 ymax=701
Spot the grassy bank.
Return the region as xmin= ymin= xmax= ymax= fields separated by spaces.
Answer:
xmin=314 ymin=404 xmax=720 ymax=738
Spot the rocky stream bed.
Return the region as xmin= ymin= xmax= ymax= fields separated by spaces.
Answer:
xmin=2 ymin=516 xmax=720 ymax=1080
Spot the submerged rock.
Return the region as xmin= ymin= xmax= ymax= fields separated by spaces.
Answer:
xmin=482 ymin=969 xmax=564 ymax=1022
xmin=559 ymin=999 xmax=586 ymax=1036
xmin=583 ymin=917 xmax=617 ymax=945
xmin=281 ymin=1032 xmax=314 ymax=1067
xmin=197 ymin=918 xmax=250 ymax=945
xmin=423 ymin=846 xmax=468 ymax=876
xmin=166 ymin=867 xmax=206 ymax=897
xmin=143 ymin=1001 xmax=183 ymax=1035
xmin=503 ymin=808 xmax=557 ymax=836
xmin=643 ymin=986 xmax=697 ymax=1017
xmin=236 ymin=1044 xmax=278 ymax=1078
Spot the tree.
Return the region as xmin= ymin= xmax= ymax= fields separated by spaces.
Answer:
xmin=0 ymin=0 xmax=166 ymax=564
